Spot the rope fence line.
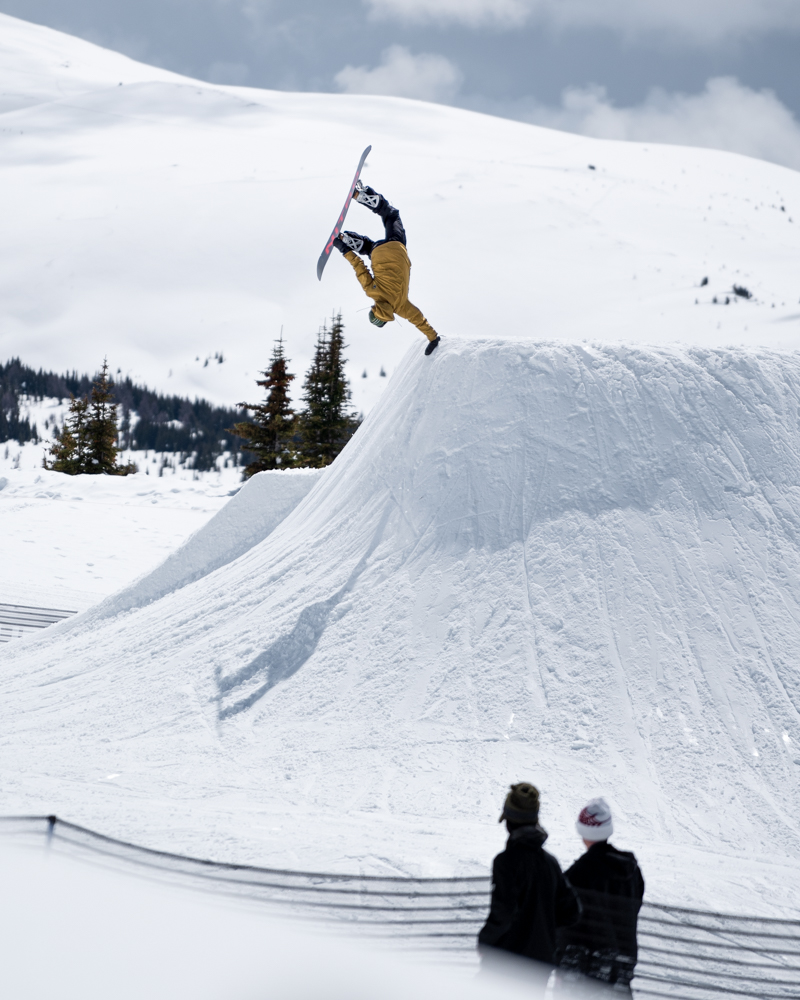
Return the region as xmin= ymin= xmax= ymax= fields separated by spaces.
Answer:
xmin=2 ymin=815 xmax=799 ymax=999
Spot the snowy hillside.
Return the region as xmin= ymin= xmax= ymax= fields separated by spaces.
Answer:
xmin=4 ymin=340 xmax=800 ymax=917
xmin=0 ymin=13 xmax=799 ymax=420
xmin=0 ymin=13 xmax=184 ymax=114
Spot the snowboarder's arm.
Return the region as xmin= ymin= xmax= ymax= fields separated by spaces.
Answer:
xmin=344 ymin=251 xmax=378 ymax=295
xmin=343 ymin=251 xmax=394 ymax=323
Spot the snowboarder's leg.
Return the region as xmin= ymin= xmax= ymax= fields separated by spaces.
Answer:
xmin=396 ymin=299 xmax=438 ymax=343
xmin=354 ymin=183 xmax=407 ymax=247
xmin=379 ymin=204 xmax=407 ymax=246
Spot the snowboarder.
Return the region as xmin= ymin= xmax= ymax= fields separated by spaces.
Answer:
xmin=478 ymin=783 xmax=580 ymax=971
xmin=556 ymin=798 xmax=645 ymax=992
xmin=333 ymin=182 xmax=441 ymax=355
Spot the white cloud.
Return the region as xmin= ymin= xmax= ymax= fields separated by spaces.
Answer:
xmin=364 ymin=0 xmax=528 ymax=27
xmin=334 ymin=45 xmax=462 ymax=104
xmin=524 ymin=77 xmax=800 ymax=171
xmin=364 ymin=0 xmax=800 ymax=43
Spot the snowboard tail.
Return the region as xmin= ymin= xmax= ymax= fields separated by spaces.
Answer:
xmin=316 ymin=145 xmax=372 ymax=281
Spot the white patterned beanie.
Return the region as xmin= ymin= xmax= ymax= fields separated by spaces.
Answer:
xmin=576 ymin=797 xmax=613 ymax=841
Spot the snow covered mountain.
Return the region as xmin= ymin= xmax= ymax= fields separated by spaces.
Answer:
xmin=2 ymin=15 xmax=800 ymax=916
xmin=0 ymin=13 xmax=798 ymax=418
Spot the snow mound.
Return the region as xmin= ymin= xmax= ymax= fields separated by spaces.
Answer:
xmin=4 ymin=340 xmax=800 ymax=908
xmin=96 ymin=468 xmax=323 ymax=617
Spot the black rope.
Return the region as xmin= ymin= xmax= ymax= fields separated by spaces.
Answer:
xmin=0 ymin=815 xmax=489 ymax=885
xmin=635 ymin=971 xmax=800 ymax=998
xmin=639 ymin=916 xmax=800 ymax=941
xmin=640 ymin=944 xmax=800 ymax=973
xmin=645 ymin=901 xmax=800 ymax=928
xmin=637 ymin=958 xmax=800 ymax=988
xmin=637 ymin=930 xmax=800 ymax=957
xmin=40 ymin=839 xmax=491 ymax=902
xmin=5 ymin=811 xmax=800 ymax=1000
xmin=633 ymin=990 xmax=742 ymax=1000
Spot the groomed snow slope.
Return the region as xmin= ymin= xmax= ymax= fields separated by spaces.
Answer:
xmin=3 ymin=340 xmax=800 ymax=910
xmin=1 ymin=14 xmax=799 ymax=416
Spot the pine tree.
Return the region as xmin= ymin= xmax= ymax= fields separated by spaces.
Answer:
xmin=44 ymin=394 xmax=90 ymax=474
xmin=229 ymin=335 xmax=296 ymax=477
xmin=297 ymin=326 xmax=329 ymax=469
xmin=87 ymin=359 xmax=122 ymax=473
xmin=297 ymin=313 xmax=360 ymax=468
xmin=44 ymin=359 xmax=135 ymax=475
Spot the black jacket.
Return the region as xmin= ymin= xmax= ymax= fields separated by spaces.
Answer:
xmin=557 ymin=841 xmax=645 ymax=985
xmin=478 ymin=825 xmax=580 ymax=965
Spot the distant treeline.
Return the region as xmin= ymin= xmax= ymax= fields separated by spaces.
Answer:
xmin=0 ymin=358 xmax=249 ymax=471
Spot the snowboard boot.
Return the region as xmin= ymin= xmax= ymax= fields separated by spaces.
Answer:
xmin=353 ymin=180 xmax=383 ymax=212
xmin=424 ymin=336 xmax=441 ymax=356
xmin=369 ymin=309 xmax=387 ymax=328
xmin=335 ymin=230 xmax=374 ymax=255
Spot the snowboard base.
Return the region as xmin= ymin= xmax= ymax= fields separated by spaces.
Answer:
xmin=316 ymin=145 xmax=372 ymax=281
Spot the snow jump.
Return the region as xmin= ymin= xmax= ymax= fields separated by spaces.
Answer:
xmin=317 ymin=147 xmax=440 ymax=356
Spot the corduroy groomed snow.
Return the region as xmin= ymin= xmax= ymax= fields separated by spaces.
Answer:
xmin=576 ymin=797 xmax=614 ymax=841
xmin=499 ymin=782 xmax=540 ymax=824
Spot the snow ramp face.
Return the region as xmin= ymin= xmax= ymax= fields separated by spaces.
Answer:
xmin=3 ymin=340 xmax=800 ymax=885
xmin=93 ymin=468 xmax=323 ymax=618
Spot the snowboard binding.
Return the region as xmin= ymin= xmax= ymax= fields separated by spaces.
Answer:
xmin=353 ymin=180 xmax=382 ymax=211
xmin=335 ymin=231 xmax=367 ymax=254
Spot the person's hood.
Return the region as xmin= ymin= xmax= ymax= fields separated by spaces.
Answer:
xmin=508 ymin=823 xmax=548 ymax=848
xmin=589 ymin=841 xmax=639 ymax=881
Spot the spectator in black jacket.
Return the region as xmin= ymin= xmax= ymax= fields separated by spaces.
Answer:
xmin=557 ymin=798 xmax=645 ymax=991
xmin=478 ymin=783 xmax=580 ymax=969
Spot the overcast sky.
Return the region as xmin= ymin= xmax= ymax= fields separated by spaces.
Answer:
xmin=4 ymin=0 xmax=800 ymax=168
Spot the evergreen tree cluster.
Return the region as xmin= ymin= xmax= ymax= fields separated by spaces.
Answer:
xmin=233 ymin=313 xmax=361 ymax=477
xmin=0 ymin=357 xmax=250 ymax=472
xmin=3 ymin=311 xmax=362 ymax=479
xmin=45 ymin=360 xmax=137 ymax=475
xmin=0 ymin=385 xmax=36 ymax=444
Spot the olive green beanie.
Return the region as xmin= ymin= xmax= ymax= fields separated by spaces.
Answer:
xmin=499 ymin=782 xmax=540 ymax=824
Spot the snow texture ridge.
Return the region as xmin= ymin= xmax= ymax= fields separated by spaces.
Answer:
xmin=3 ymin=340 xmax=800 ymax=905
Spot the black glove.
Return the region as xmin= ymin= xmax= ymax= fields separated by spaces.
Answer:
xmin=333 ymin=236 xmax=347 ymax=254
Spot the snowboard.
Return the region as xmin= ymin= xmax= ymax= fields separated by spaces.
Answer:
xmin=316 ymin=145 xmax=372 ymax=281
